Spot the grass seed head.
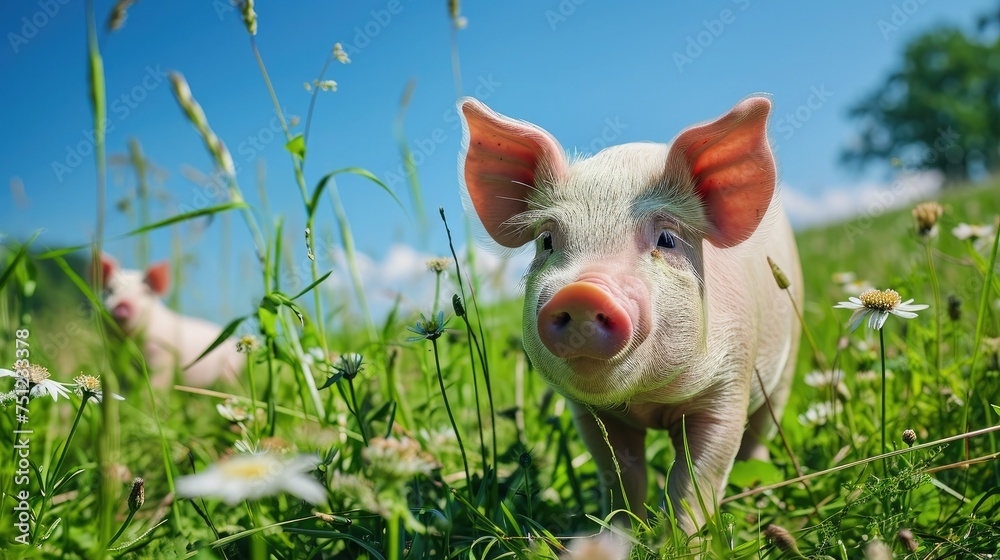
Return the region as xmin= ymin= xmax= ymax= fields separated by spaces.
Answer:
xmin=239 ymin=0 xmax=257 ymax=36
xmin=767 ymin=256 xmax=791 ymax=290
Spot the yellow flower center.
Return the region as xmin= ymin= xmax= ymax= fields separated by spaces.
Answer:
xmin=26 ymin=364 xmax=50 ymax=384
xmin=74 ymin=374 xmax=101 ymax=392
xmin=859 ymin=289 xmax=902 ymax=311
xmin=220 ymin=458 xmax=273 ymax=480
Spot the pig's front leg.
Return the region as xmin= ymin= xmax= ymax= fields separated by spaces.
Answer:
xmin=570 ymin=401 xmax=648 ymax=521
xmin=665 ymin=401 xmax=748 ymax=534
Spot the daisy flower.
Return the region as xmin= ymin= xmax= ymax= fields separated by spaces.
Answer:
xmin=175 ymin=452 xmax=326 ymax=505
xmin=216 ymin=398 xmax=254 ymax=423
xmin=1 ymin=364 xmax=72 ymax=402
xmin=73 ymin=374 xmax=125 ymax=403
xmin=798 ymin=401 xmax=841 ymax=427
xmin=235 ymin=334 xmax=259 ymax=354
xmin=952 ymin=222 xmax=994 ymax=241
xmin=834 ymin=288 xmax=928 ymax=331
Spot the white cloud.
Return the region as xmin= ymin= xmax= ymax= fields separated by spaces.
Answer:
xmin=321 ymin=244 xmax=532 ymax=321
xmin=781 ymin=170 xmax=944 ymax=228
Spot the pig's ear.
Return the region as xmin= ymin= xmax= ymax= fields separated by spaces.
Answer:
xmin=92 ymin=253 xmax=118 ymax=284
xmin=666 ymin=96 xmax=776 ymax=247
xmin=459 ymin=98 xmax=567 ymax=248
xmin=144 ymin=261 xmax=170 ymax=295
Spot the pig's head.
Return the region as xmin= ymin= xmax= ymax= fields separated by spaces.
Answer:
xmin=94 ymin=254 xmax=170 ymax=335
xmin=458 ymin=97 xmax=775 ymax=407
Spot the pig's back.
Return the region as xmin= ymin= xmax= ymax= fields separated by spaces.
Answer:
xmin=702 ymin=199 xmax=802 ymax=412
xmin=145 ymin=304 xmax=242 ymax=387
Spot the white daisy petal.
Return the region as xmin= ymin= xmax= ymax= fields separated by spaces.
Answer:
xmin=175 ymin=453 xmax=324 ymax=505
xmin=282 ymin=475 xmax=327 ymax=505
xmin=891 ymin=310 xmax=918 ymax=319
xmin=849 ymin=309 xmax=869 ymax=332
xmin=0 ymin=369 xmax=18 ymax=378
xmin=876 ymin=311 xmax=890 ymax=330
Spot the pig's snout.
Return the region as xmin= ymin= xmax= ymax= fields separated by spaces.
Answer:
xmin=112 ymin=301 xmax=133 ymax=322
xmin=537 ymin=280 xmax=640 ymax=360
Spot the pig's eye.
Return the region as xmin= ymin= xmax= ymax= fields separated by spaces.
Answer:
xmin=657 ymin=231 xmax=676 ymax=249
xmin=540 ymin=232 xmax=553 ymax=252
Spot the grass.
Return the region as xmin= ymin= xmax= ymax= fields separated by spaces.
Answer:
xmin=1 ymin=4 xmax=1000 ymax=559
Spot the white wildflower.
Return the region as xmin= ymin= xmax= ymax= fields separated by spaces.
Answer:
xmin=798 ymin=401 xmax=842 ymax=427
xmin=73 ymin=374 xmax=125 ymax=403
xmin=835 ymin=288 xmax=928 ymax=331
xmin=1 ymin=364 xmax=72 ymax=402
xmin=176 ymin=453 xmax=326 ymax=505
xmin=332 ymin=43 xmax=350 ymax=64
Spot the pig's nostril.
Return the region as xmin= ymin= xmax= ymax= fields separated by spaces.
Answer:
xmin=552 ymin=312 xmax=572 ymax=327
xmin=537 ymin=281 xmax=635 ymax=361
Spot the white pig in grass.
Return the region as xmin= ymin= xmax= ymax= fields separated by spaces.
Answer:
xmin=97 ymin=254 xmax=242 ymax=388
xmin=458 ymin=96 xmax=802 ymax=533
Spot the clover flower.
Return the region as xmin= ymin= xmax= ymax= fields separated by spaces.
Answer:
xmin=362 ymin=436 xmax=438 ymax=482
xmin=835 ymin=288 xmax=928 ymax=331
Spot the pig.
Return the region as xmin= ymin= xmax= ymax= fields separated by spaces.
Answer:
xmin=96 ymin=254 xmax=242 ymax=388
xmin=457 ymin=96 xmax=802 ymax=533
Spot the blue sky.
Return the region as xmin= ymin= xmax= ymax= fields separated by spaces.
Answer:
xmin=1 ymin=0 xmax=995 ymax=317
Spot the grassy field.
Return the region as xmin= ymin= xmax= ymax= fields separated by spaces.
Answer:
xmin=2 ymin=5 xmax=1000 ymax=559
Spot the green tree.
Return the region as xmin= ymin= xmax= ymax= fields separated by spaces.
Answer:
xmin=843 ymin=25 xmax=1000 ymax=183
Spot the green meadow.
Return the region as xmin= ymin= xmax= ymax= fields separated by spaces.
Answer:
xmin=2 ymin=3 xmax=1000 ymax=559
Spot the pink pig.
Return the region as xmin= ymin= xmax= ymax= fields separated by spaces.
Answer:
xmin=97 ymin=254 xmax=242 ymax=388
xmin=458 ymin=96 xmax=802 ymax=532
